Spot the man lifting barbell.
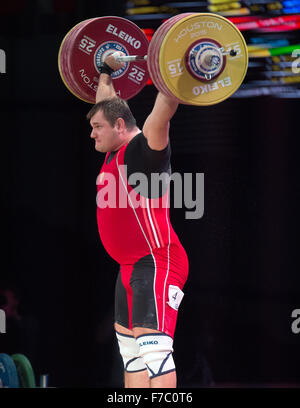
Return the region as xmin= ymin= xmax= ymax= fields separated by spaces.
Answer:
xmin=58 ymin=13 xmax=248 ymax=388
xmin=87 ymin=51 xmax=189 ymax=388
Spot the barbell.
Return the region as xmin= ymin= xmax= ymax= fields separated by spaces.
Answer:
xmin=58 ymin=13 xmax=248 ymax=106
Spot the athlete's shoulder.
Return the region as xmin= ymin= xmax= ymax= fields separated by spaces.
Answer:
xmin=126 ymin=131 xmax=170 ymax=155
xmin=127 ymin=131 xmax=147 ymax=149
xmin=124 ymin=131 xmax=171 ymax=177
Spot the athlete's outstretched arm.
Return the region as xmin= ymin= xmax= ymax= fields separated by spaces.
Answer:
xmin=143 ymin=92 xmax=179 ymax=151
xmin=96 ymin=73 xmax=116 ymax=103
xmin=95 ymin=54 xmax=125 ymax=102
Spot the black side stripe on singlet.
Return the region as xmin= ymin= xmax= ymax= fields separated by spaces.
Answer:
xmin=130 ymin=254 xmax=158 ymax=330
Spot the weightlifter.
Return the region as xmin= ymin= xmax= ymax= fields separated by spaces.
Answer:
xmin=87 ymin=53 xmax=189 ymax=388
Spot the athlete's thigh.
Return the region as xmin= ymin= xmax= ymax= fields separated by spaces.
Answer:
xmin=130 ymin=254 xmax=160 ymax=332
xmin=130 ymin=248 xmax=187 ymax=338
xmin=115 ymin=267 xmax=132 ymax=331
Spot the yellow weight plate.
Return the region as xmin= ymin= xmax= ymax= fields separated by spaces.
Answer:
xmin=158 ymin=13 xmax=248 ymax=106
xmin=148 ymin=13 xmax=198 ymax=100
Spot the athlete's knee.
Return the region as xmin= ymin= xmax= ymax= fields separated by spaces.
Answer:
xmin=137 ymin=333 xmax=175 ymax=379
xmin=116 ymin=331 xmax=147 ymax=373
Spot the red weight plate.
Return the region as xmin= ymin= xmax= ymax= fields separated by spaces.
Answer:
xmin=148 ymin=20 xmax=172 ymax=96
xmin=63 ymin=18 xmax=115 ymax=102
xmin=148 ymin=17 xmax=178 ymax=97
xmin=63 ymin=19 xmax=97 ymax=101
xmin=59 ymin=21 xmax=84 ymax=99
xmin=63 ymin=19 xmax=99 ymax=100
xmin=68 ymin=16 xmax=149 ymax=103
xmin=59 ymin=19 xmax=95 ymax=101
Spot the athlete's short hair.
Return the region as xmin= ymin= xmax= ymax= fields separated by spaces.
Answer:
xmin=86 ymin=97 xmax=136 ymax=130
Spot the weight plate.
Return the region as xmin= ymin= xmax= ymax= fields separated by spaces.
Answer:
xmin=158 ymin=13 xmax=248 ymax=105
xmin=0 ymin=353 xmax=19 ymax=388
xmin=148 ymin=13 xmax=198 ymax=102
xmin=63 ymin=19 xmax=96 ymax=101
xmin=59 ymin=19 xmax=96 ymax=102
xmin=58 ymin=19 xmax=94 ymax=102
xmin=11 ymin=354 xmax=36 ymax=388
xmin=60 ymin=16 xmax=149 ymax=103
xmin=148 ymin=16 xmax=179 ymax=98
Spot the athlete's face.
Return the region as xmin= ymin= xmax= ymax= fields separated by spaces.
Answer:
xmin=90 ymin=110 xmax=121 ymax=153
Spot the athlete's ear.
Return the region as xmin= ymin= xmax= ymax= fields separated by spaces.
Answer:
xmin=115 ymin=117 xmax=126 ymax=132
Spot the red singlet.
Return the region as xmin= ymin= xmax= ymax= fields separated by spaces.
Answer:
xmin=96 ymin=134 xmax=188 ymax=337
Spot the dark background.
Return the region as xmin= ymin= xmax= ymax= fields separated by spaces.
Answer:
xmin=0 ymin=1 xmax=299 ymax=388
